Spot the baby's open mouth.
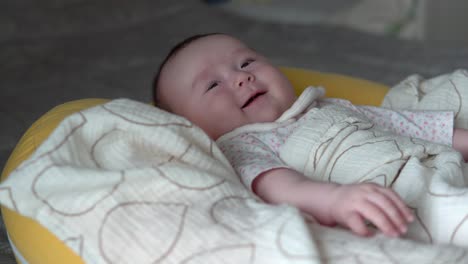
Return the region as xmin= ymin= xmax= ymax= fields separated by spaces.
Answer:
xmin=242 ymin=92 xmax=267 ymax=109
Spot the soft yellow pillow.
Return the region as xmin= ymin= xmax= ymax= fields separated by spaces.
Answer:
xmin=0 ymin=68 xmax=388 ymax=264
xmin=282 ymin=67 xmax=389 ymax=106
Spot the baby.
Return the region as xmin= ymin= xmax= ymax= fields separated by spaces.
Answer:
xmin=153 ymin=33 xmax=468 ymax=240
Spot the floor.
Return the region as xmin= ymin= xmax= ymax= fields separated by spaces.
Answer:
xmin=1 ymin=1 xmax=468 ymax=262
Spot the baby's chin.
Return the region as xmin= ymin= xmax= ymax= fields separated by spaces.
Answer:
xmin=250 ymin=110 xmax=283 ymax=124
xmin=210 ymin=111 xmax=283 ymax=139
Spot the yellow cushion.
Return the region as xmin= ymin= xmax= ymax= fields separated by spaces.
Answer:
xmin=282 ymin=67 xmax=389 ymax=106
xmin=0 ymin=68 xmax=388 ymax=264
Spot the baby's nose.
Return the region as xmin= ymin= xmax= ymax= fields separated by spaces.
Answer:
xmin=237 ymin=72 xmax=254 ymax=87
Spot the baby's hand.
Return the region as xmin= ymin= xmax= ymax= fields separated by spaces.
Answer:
xmin=327 ymin=183 xmax=414 ymax=237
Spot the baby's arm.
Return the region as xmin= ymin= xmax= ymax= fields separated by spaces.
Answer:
xmin=253 ymin=168 xmax=414 ymax=237
xmin=453 ymin=128 xmax=468 ymax=161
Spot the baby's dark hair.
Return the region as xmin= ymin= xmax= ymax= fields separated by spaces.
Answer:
xmin=152 ymin=33 xmax=222 ymax=106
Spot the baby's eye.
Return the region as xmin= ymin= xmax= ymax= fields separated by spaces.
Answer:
xmin=240 ymin=59 xmax=255 ymax=68
xmin=206 ymin=81 xmax=218 ymax=92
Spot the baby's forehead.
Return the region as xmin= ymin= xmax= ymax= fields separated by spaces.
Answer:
xmin=182 ymin=37 xmax=247 ymax=59
xmin=164 ymin=36 xmax=250 ymax=75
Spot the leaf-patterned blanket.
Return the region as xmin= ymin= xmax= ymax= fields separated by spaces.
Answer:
xmin=1 ymin=71 xmax=468 ymax=263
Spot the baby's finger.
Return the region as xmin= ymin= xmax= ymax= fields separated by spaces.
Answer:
xmin=357 ymin=201 xmax=401 ymax=237
xmin=378 ymin=188 xmax=414 ymax=222
xmin=366 ymin=193 xmax=409 ymax=234
xmin=346 ymin=212 xmax=372 ymax=237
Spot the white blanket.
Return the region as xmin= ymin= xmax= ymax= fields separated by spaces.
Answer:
xmin=280 ymin=93 xmax=468 ymax=246
xmin=1 ymin=71 xmax=468 ymax=263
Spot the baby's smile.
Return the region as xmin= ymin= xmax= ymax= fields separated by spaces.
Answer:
xmin=241 ymin=91 xmax=267 ymax=109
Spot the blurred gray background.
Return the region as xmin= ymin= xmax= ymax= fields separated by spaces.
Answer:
xmin=1 ymin=0 xmax=468 ymax=262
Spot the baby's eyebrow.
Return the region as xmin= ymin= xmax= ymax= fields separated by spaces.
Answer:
xmin=231 ymin=47 xmax=253 ymax=57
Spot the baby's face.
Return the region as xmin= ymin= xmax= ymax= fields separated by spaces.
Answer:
xmin=157 ymin=34 xmax=296 ymax=139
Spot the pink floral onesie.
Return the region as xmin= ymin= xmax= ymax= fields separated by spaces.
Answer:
xmin=216 ymin=87 xmax=454 ymax=190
